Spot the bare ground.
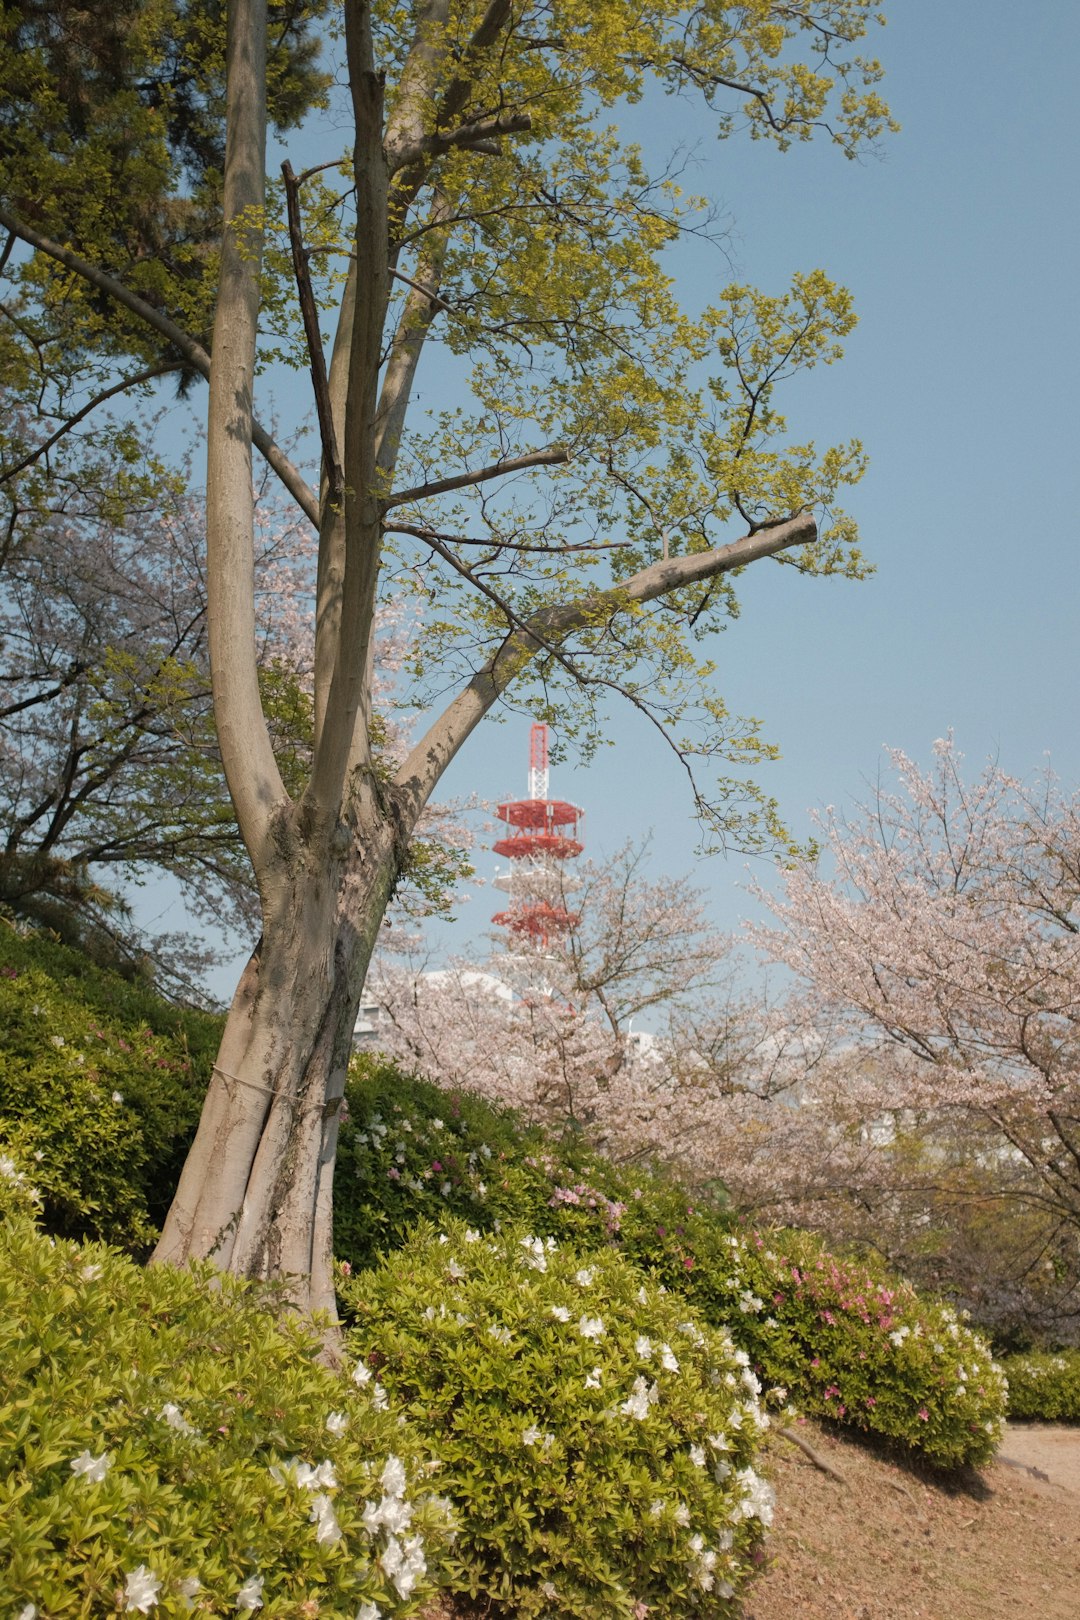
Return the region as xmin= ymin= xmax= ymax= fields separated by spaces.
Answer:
xmin=744 ymin=1420 xmax=1080 ymax=1620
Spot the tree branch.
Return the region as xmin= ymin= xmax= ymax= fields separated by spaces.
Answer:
xmin=0 ymin=362 xmax=184 ymax=486
xmin=386 ymin=448 xmax=571 ymax=510
xmin=394 ymin=510 xmax=817 ymax=819
xmin=390 ymin=109 xmax=533 ymax=173
xmin=0 ymin=205 xmax=319 ymax=526
xmin=281 ymin=160 xmax=343 ymax=503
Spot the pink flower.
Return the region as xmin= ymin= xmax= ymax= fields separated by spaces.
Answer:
xmin=865 ymin=1396 xmax=877 ymax=1408
xmin=387 ymin=1167 xmax=400 ymax=1180
xmin=918 ymin=1407 xmax=929 ymax=1422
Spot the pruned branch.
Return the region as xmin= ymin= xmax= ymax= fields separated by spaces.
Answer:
xmin=0 ymin=204 xmax=320 ymax=527
xmin=281 ymin=159 xmax=343 ymax=503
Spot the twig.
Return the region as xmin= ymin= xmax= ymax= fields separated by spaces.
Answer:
xmin=777 ymin=1425 xmax=848 ymax=1485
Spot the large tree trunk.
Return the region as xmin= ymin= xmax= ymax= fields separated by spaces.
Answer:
xmin=152 ymin=817 xmax=399 ymax=1317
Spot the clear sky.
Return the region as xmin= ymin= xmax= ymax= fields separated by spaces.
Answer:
xmin=142 ymin=2 xmax=1080 ymax=999
xmin=409 ymin=0 xmax=1080 ymax=972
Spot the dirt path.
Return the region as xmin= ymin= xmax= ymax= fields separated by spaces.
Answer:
xmin=744 ymin=1421 xmax=1080 ymax=1620
xmin=998 ymin=1422 xmax=1080 ymax=1495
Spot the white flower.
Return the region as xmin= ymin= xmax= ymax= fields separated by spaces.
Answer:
xmin=372 ymin=1384 xmax=388 ymax=1410
xmin=549 ymin=1305 xmax=570 ymax=1322
xmin=635 ymin=1335 xmax=653 ymax=1358
xmin=677 ymin=1320 xmax=705 ymax=1347
xmin=738 ymin=1290 xmax=764 ymax=1314
xmin=689 ymin=1444 xmax=706 ymax=1467
xmin=889 ymin=1327 xmax=909 ymax=1347
xmin=310 ymin=1492 xmax=343 ymax=1545
xmin=648 ymin=1498 xmax=664 ymax=1518
xmin=520 ymin=1236 xmax=548 ymax=1272
xmin=381 ymin=1533 xmax=427 ymax=1599
xmin=659 ymin=1344 xmax=679 ymax=1373
xmin=708 ymin=1431 xmax=730 ymax=1451
xmin=637 ymin=1286 xmax=649 ymax=1304
xmin=423 ymin=1305 xmax=436 ymax=1320
xmin=381 ymin=1454 xmax=407 ymax=1497
xmin=673 ymin=1503 xmax=691 ymax=1527
xmin=352 ymin=1360 xmax=373 ymax=1385
xmin=522 ymin=1425 xmax=542 ymax=1446
xmin=235 ymin=1574 xmax=264 ymax=1611
xmin=446 ymin=1259 xmax=465 ymax=1280
xmin=464 ymin=1228 xmax=480 ymax=1242
xmin=541 ymin=1582 xmax=558 ymax=1601
xmin=70 ymin=1450 xmax=110 ymax=1482
xmin=584 ymin=1367 xmax=602 ymax=1389
xmin=123 ymin=1566 xmax=162 ymax=1612
xmin=488 ymin=1323 xmax=512 ymax=1345
xmin=158 ymin=1403 xmax=198 ymax=1437
xmin=575 ymin=1267 xmax=595 ymax=1286
xmin=49 ymin=1034 xmax=65 ymax=1048
xmin=81 ymin=1263 xmax=102 ymax=1281
xmin=356 ymin=1604 xmax=381 ymax=1620
xmin=735 ymin=1466 xmax=775 ymax=1527
xmin=178 ymin=1578 xmax=202 ymax=1611
xmin=578 ymin=1315 xmax=605 ymax=1340
xmin=17 ymin=1606 xmax=37 ymax=1620
xmin=431 ymin=1117 xmax=444 ymax=1130
xmin=620 ymin=1376 xmax=658 ymax=1421
xmin=112 ymin=1090 xmax=124 ymax=1104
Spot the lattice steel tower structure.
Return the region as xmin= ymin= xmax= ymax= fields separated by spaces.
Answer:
xmin=492 ymin=723 xmax=584 ymax=945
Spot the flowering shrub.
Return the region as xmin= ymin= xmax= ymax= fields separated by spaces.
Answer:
xmin=1002 ymin=1349 xmax=1080 ymax=1421
xmin=339 ymin=1063 xmax=1008 ymax=1467
xmin=661 ymin=1223 xmax=1008 ymax=1468
xmin=0 ymin=928 xmax=217 ymax=1248
xmin=0 ymin=1211 xmax=450 ymax=1616
xmin=339 ymin=1216 xmax=778 ymax=1619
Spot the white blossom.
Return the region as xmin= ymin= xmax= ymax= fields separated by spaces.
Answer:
xmin=522 ymin=1425 xmax=542 ymax=1446
xmin=578 ymin=1315 xmax=605 ymax=1340
xmin=381 ymin=1454 xmax=407 ymax=1498
xmin=235 ymin=1574 xmax=264 ymax=1611
xmin=446 ymin=1259 xmax=465 ymax=1280
xmin=310 ymin=1492 xmax=343 ymax=1545
xmin=575 ymin=1268 xmax=595 ymax=1286
xmin=689 ymin=1444 xmax=706 ymax=1468
xmin=352 ymin=1360 xmax=373 ymax=1385
xmin=634 ymin=1335 xmax=653 ymax=1358
xmin=549 ymin=1305 xmax=571 ymax=1322
xmin=177 ymin=1578 xmax=202 ymax=1611
xmin=69 ymin=1450 xmax=110 ymax=1483
xmin=355 ymin=1604 xmax=381 ymax=1620
xmin=584 ymin=1367 xmax=602 ymax=1389
xmin=659 ymin=1343 xmax=679 ymax=1372
xmin=381 ymin=1533 xmax=427 ymax=1599
xmin=158 ymin=1403 xmax=198 ymax=1437
xmin=123 ymin=1566 xmax=161 ymax=1613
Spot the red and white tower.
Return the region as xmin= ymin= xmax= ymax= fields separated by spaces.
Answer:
xmin=492 ymin=723 xmax=584 ymax=946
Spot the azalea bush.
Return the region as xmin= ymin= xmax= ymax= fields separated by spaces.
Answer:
xmin=0 ymin=1205 xmax=451 ymax=1617
xmin=340 ymin=1216 xmax=779 ymax=1620
xmin=339 ymin=1062 xmax=1008 ymax=1467
xmin=1002 ymin=1349 xmax=1080 ymax=1422
xmin=0 ymin=927 xmax=217 ymax=1248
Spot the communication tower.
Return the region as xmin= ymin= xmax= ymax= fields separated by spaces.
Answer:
xmin=492 ymin=723 xmax=584 ymax=945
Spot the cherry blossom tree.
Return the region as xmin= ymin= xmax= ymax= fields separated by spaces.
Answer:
xmin=374 ymin=842 xmax=810 ymax=1180
xmin=0 ymin=0 xmax=895 ymax=1311
xmin=751 ymin=739 xmax=1080 ymax=1338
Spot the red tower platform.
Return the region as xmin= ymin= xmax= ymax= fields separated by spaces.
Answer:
xmin=492 ymin=723 xmax=583 ymax=943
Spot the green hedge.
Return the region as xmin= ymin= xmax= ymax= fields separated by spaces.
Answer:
xmin=341 ymin=1216 xmax=775 ymax=1619
xmin=0 ymin=1190 xmax=450 ymax=1615
xmin=338 ymin=1060 xmax=1008 ymax=1467
xmin=0 ymin=926 xmax=217 ymax=1248
xmin=1002 ymin=1349 xmax=1080 ymax=1422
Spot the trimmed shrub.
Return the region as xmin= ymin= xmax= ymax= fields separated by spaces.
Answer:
xmin=0 ymin=928 xmax=218 ymax=1248
xmin=1002 ymin=1349 xmax=1080 ymax=1422
xmin=339 ymin=1063 xmax=1008 ymax=1467
xmin=0 ymin=1208 xmax=451 ymax=1616
xmin=340 ymin=1216 xmax=778 ymax=1619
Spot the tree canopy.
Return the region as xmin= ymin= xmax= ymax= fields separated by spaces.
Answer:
xmin=0 ymin=0 xmax=897 ymax=1308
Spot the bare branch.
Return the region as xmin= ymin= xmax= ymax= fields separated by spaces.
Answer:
xmin=385 ymin=520 xmax=625 ymax=554
xmin=386 ymin=448 xmax=571 ymax=510
xmin=390 ymin=109 xmax=533 ymax=173
xmin=282 ymin=159 xmax=343 ymax=502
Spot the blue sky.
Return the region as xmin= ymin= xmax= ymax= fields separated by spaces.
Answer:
xmin=139 ymin=3 xmax=1080 ymax=997
xmin=412 ymin=0 xmax=1080 ymax=970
